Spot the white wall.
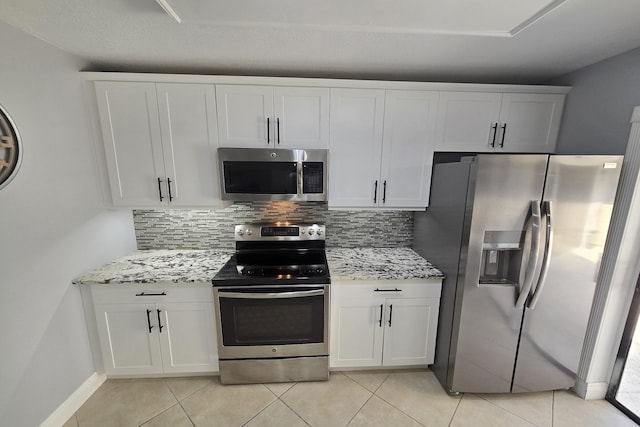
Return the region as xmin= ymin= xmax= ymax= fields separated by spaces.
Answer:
xmin=0 ymin=22 xmax=137 ymax=426
xmin=550 ymin=46 xmax=640 ymax=155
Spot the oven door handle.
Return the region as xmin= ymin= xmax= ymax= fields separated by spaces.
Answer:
xmin=217 ymin=289 xmax=325 ymax=299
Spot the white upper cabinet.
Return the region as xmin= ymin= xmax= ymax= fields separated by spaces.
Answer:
xmin=156 ymin=83 xmax=220 ymax=206
xmin=216 ymin=85 xmax=329 ymax=148
xmin=329 ymin=89 xmax=438 ymax=209
xmin=435 ymin=92 xmax=565 ymax=153
xmin=329 ymin=88 xmax=386 ymax=208
xmin=94 ymin=81 xmax=220 ymax=207
xmin=380 ymin=90 xmax=438 ymax=208
xmin=95 ymin=81 xmax=165 ymax=207
xmin=497 ymin=93 xmax=565 ymax=153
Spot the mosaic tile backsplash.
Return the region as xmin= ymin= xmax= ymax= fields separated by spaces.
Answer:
xmin=133 ymin=202 xmax=414 ymax=249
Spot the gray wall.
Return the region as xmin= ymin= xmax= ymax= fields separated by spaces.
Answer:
xmin=550 ymin=47 xmax=640 ymax=155
xmin=0 ymin=22 xmax=137 ymax=426
xmin=134 ymin=203 xmax=414 ymax=249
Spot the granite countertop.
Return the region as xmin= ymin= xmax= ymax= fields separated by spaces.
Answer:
xmin=73 ymin=247 xmax=444 ymax=285
xmin=327 ymin=248 xmax=444 ymax=281
xmin=73 ymin=249 xmax=232 ymax=284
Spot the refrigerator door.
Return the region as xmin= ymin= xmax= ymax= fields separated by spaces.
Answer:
xmin=512 ymin=155 xmax=623 ymax=392
xmin=451 ymin=154 xmax=548 ymax=393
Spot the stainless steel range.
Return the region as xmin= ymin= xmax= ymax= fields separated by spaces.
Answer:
xmin=212 ymin=223 xmax=330 ymax=384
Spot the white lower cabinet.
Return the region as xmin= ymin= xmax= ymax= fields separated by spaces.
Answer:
xmin=95 ymin=303 xmax=164 ymax=375
xmin=330 ymin=280 xmax=441 ymax=368
xmin=91 ymin=285 xmax=218 ymax=376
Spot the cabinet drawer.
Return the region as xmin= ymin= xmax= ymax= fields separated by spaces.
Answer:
xmin=91 ymin=284 xmax=214 ymax=304
xmin=333 ymin=279 xmax=442 ymax=300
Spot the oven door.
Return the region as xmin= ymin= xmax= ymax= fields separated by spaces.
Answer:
xmin=214 ymin=285 xmax=329 ymax=359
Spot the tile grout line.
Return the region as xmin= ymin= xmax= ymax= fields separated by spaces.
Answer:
xmin=341 ymin=372 xmax=388 ymax=426
xmin=166 ymin=383 xmax=196 ymax=427
xmin=474 ymin=392 xmax=546 ymax=426
xmin=240 ymin=395 xmax=281 ymax=427
xmin=273 ymin=385 xmax=312 ymax=427
xmin=365 ymin=372 xmax=427 ymax=426
xmin=447 ymin=392 xmax=464 ymax=427
xmin=134 ymin=383 xmax=186 ymax=427
xmin=345 ymin=392 xmax=375 ymax=426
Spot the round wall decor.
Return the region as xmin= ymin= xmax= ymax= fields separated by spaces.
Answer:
xmin=0 ymin=104 xmax=22 ymax=190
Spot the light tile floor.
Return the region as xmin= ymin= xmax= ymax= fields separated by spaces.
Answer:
xmin=62 ymin=370 xmax=637 ymax=427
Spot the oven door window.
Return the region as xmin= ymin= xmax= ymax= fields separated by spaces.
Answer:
xmin=218 ymin=288 xmax=325 ymax=346
xmin=223 ymin=161 xmax=297 ymax=194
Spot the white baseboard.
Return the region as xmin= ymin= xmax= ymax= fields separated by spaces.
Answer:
xmin=572 ymin=377 xmax=609 ymax=400
xmin=40 ymin=372 xmax=106 ymax=427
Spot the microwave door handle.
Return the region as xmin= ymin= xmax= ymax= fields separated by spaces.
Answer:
xmin=217 ymin=289 xmax=325 ymax=299
xmin=297 ymin=162 xmax=303 ymax=196
xmin=528 ymin=201 xmax=554 ymax=309
xmin=515 ymin=200 xmax=541 ymax=309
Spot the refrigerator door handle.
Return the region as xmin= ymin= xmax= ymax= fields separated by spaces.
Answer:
xmin=528 ymin=201 xmax=554 ymax=309
xmin=515 ymin=200 xmax=542 ymax=309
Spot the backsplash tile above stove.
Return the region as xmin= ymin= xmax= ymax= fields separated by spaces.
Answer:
xmin=134 ymin=202 xmax=414 ymax=249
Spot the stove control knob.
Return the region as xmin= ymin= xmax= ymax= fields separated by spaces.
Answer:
xmin=317 ymin=229 xmax=323 ymax=236
xmin=308 ymin=228 xmax=315 ymax=235
xmin=316 ymin=268 xmax=324 ymax=274
xmin=237 ymin=229 xmax=244 ymax=236
xmin=246 ymin=229 xmax=252 ymax=235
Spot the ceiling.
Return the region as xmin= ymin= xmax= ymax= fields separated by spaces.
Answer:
xmin=2 ymin=0 xmax=640 ymax=84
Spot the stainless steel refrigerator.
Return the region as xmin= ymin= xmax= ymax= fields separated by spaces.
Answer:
xmin=413 ymin=154 xmax=623 ymax=393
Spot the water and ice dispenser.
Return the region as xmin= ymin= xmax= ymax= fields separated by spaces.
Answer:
xmin=479 ymin=230 xmax=525 ymax=285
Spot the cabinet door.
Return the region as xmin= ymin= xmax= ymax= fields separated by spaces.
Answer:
xmin=497 ymin=93 xmax=564 ymax=153
xmin=328 ymin=88 xmax=385 ymax=208
xmin=95 ymin=303 xmax=163 ymax=375
xmin=380 ymin=90 xmax=438 ymax=208
xmin=382 ymin=298 xmax=440 ymax=366
xmin=216 ymin=85 xmax=274 ymax=147
xmin=156 ymin=83 xmax=221 ymax=206
xmin=95 ymin=81 xmax=166 ymax=206
xmin=330 ymin=287 xmax=384 ymax=368
xmin=273 ymin=87 xmax=330 ymax=148
xmin=434 ymin=92 xmax=502 ymax=152
xmin=157 ymin=302 xmax=219 ymax=373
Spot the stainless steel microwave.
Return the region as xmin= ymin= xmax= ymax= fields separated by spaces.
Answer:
xmin=218 ymin=148 xmax=328 ymax=201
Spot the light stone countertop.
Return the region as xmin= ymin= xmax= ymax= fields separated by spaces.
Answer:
xmin=72 ymin=249 xmax=232 ymax=284
xmin=73 ymin=247 xmax=444 ymax=285
xmin=326 ymin=247 xmax=444 ymax=281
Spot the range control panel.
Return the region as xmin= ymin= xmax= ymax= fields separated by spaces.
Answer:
xmin=234 ymin=224 xmax=325 ymax=241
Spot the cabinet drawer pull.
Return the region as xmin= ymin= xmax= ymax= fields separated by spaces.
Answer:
xmin=374 ymin=288 xmax=402 ymax=292
xmin=157 ymin=309 xmax=164 ymax=333
xmin=135 ymin=292 xmax=167 ymax=297
xmin=388 ymin=304 xmax=393 ymax=327
xmin=146 ymin=309 xmax=153 ymax=333
xmin=500 ymin=123 xmax=507 ymax=147
xmin=378 ymin=304 xmax=383 ymax=327
xmin=277 ymin=117 xmax=280 ymax=144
